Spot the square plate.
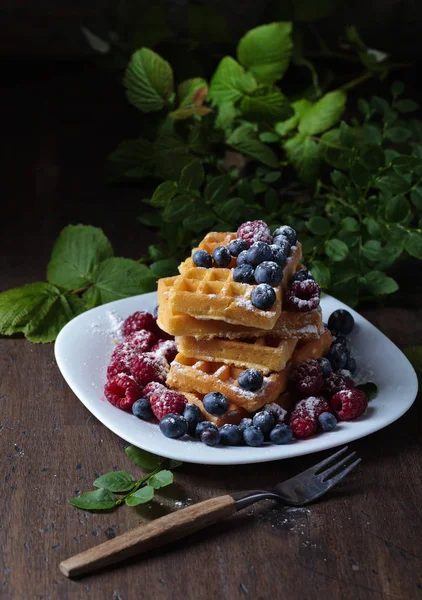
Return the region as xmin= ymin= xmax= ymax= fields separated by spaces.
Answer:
xmin=55 ymin=293 xmax=418 ymax=465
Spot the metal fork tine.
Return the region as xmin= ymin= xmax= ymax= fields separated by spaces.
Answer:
xmin=311 ymin=446 xmax=349 ymax=475
xmin=320 ymin=451 xmax=357 ymax=482
xmin=323 ymin=458 xmax=362 ymax=491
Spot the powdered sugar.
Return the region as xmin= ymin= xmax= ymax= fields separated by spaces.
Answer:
xmin=90 ymin=311 xmax=124 ymax=340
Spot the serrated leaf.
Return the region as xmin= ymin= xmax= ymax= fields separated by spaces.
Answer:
xmin=214 ymin=102 xmax=238 ymax=131
xmin=216 ymin=197 xmax=245 ymax=222
xmin=148 ymin=470 xmax=173 ymax=489
xmin=228 ymin=125 xmax=279 ymax=168
xmin=362 ymin=270 xmax=398 ymax=295
xmin=169 ymin=106 xmax=212 ymax=120
xmin=299 ymin=90 xmax=346 ymax=135
xmin=283 ymin=134 xmax=321 ymax=184
xmin=69 ymin=488 xmax=116 ymax=511
xmin=237 ymin=179 xmax=254 ymax=203
xmin=93 ymin=471 xmax=136 ymax=493
xmin=325 ymin=238 xmax=348 ymax=262
xmin=125 ymin=446 xmax=161 ymax=470
xmin=149 ymin=181 xmax=178 ymax=208
xmin=307 ymin=216 xmax=330 ymax=235
xmin=84 ymin=259 xmax=156 ymax=309
xmin=47 ymin=225 xmax=113 ymax=291
xmin=179 ymin=160 xmax=204 ymax=190
xmin=310 ymin=261 xmax=331 ymax=288
xmin=178 ymin=78 xmax=209 ymax=107
xmin=237 ymin=22 xmax=293 ymax=84
xmin=204 ymin=175 xmax=231 ymax=204
xmin=125 ymin=486 xmax=155 ymax=506
xmin=124 ymin=48 xmax=174 ymax=112
xmin=163 ymin=194 xmax=193 ymax=223
xmin=356 ymin=382 xmax=378 ymax=401
xmin=26 ymin=293 xmax=85 ymax=343
xmin=395 ymin=99 xmax=419 ymax=113
xmin=321 ymin=128 xmax=353 ymax=170
xmin=150 ymin=259 xmax=179 ymax=278
xmin=358 ymin=98 xmax=371 ymax=115
xmin=331 ymin=170 xmax=349 ymax=190
xmin=275 ymin=99 xmax=312 ymax=136
xmin=240 ymin=86 xmax=292 ymax=123
xmin=208 ymin=56 xmax=256 ymax=107
xmin=148 ymin=245 xmax=166 ymax=261
xmin=263 ymin=171 xmax=281 ymax=183
xmin=405 ymin=232 xmax=422 ymax=259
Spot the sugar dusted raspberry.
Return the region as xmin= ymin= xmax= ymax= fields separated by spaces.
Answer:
xmin=104 ymin=374 xmax=141 ymax=411
xmin=143 ymin=381 xmax=168 ymax=398
xmin=130 ymin=352 xmax=169 ymax=388
xmin=324 ymin=372 xmax=354 ymax=398
xmin=290 ymin=414 xmax=317 ymax=438
xmin=290 ymin=359 xmax=323 ymax=395
xmin=263 ymin=402 xmax=288 ymax=423
xmin=152 ymin=339 xmax=178 ymax=363
xmin=125 ymin=329 xmax=157 ymax=352
xmin=150 ymin=389 xmax=186 ymax=420
xmin=289 ymin=396 xmax=330 ymax=438
xmin=107 ymin=342 xmax=135 ymax=379
xmin=331 ymin=389 xmax=368 ymax=420
xmin=287 ymin=280 xmax=321 ymax=312
xmin=122 ymin=311 xmax=156 ymax=337
xmin=237 ymin=220 xmax=272 ymax=248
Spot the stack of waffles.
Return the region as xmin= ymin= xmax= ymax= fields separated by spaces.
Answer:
xmin=157 ymin=231 xmax=332 ymax=426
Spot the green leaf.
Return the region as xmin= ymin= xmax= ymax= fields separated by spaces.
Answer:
xmin=402 ymin=346 xmax=422 ymax=381
xmin=125 ymin=486 xmax=155 ymax=506
xmin=240 ymin=86 xmax=292 ymax=123
xmin=148 ymin=470 xmax=173 ymax=489
xmin=237 ymin=22 xmax=293 ymax=84
xmin=361 ymin=240 xmax=383 ymax=262
xmin=216 ymin=197 xmax=245 ymax=222
xmin=350 ymin=163 xmax=371 ymax=187
xmin=237 ymin=179 xmax=254 ymax=203
xmin=264 ymin=187 xmax=279 ymax=212
xmin=204 ymin=175 xmax=231 ymax=204
xmin=364 ymin=217 xmax=383 ymax=237
xmin=321 ymin=128 xmax=353 ymax=170
xmin=283 ymin=134 xmax=321 ymax=184
xmin=149 ymin=181 xmax=178 ymax=208
xmin=391 ymin=81 xmax=404 ymax=99
xmin=384 ymin=127 xmax=412 ymax=143
xmin=362 ymin=270 xmax=399 ymax=295
xmin=358 ymin=98 xmax=371 ymax=115
xmin=385 ymin=195 xmax=411 ymax=223
xmin=125 ymin=446 xmax=161 ymax=470
xmin=150 ymin=259 xmax=179 ymax=278
xmin=341 ymin=217 xmax=360 ymax=232
xmin=84 ymin=259 xmax=156 ymax=308
xmin=395 ymin=99 xmax=419 ymax=113
xmin=183 ymin=209 xmax=216 ymax=233
xmin=178 ymin=78 xmax=208 ymax=107
xmin=208 ymin=56 xmax=256 ymax=106
xmin=298 ymin=90 xmax=346 ymax=135
xmin=310 ymin=261 xmax=331 ymax=288
xmin=228 ymin=125 xmax=279 ymax=168
xmin=169 ymin=106 xmax=212 ymax=120
xmin=153 ymin=134 xmax=193 ymax=181
xmin=138 ymin=212 xmax=163 ymax=228
xmin=359 ymin=145 xmax=385 ymax=171
xmin=124 ymin=48 xmax=174 ymax=112
xmin=69 ymin=488 xmax=116 ymax=511
xmin=93 ymin=471 xmax=136 ymax=493
xmin=26 ymin=293 xmax=85 ymax=343
xmin=405 ymin=232 xmax=422 ymax=259
xmin=163 ymin=194 xmax=193 ymax=223
xmin=214 ymin=102 xmax=238 ymax=131
xmin=275 ymin=99 xmax=312 ymax=136
xmin=179 ymin=160 xmax=204 ymax=190
xmin=263 ymin=171 xmax=281 ymax=183
xmin=410 ymin=189 xmax=422 ymax=212
xmin=148 ymin=245 xmax=166 ymax=261
xmin=307 ymin=216 xmax=330 ymax=235
xmin=338 ymin=121 xmax=355 ymax=147
xmin=356 ymin=382 xmax=378 ymax=401
xmin=325 ymin=238 xmax=348 ymax=262
xmin=375 ymin=173 xmax=411 ymax=195
xmin=259 ymin=132 xmax=279 ymax=143
xmin=331 ymin=170 xmax=349 ymax=190
xmin=47 ymin=225 xmax=113 ymax=291
xmin=363 ymin=124 xmax=382 ymax=145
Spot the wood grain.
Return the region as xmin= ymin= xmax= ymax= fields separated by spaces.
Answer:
xmin=0 ymin=62 xmax=421 ymax=600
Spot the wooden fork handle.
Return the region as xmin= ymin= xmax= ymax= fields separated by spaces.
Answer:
xmin=60 ymin=494 xmax=236 ymax=578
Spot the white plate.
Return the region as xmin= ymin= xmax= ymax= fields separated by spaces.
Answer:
xmin=55 ymin=293 xmax=418 ymax=465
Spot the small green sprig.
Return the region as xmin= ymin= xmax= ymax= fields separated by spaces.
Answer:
xmin=69 ymin=446 xmax=182 ymax=512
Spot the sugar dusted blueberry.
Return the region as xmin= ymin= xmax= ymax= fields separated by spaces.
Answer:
xmin=183 ymin=403 xmax=203 ymax=435
xmin=219 ymin=424 xmax=243 ymax=446
xmin=272 ymin=226 xmax=297 ymax=246
xmin=193 ymin=249 xmax=212 ymax=268
xmin=201 ymin=427 xmax=221 ymax=446
xmin=328 ymin=309 xmax=355 ymax=335
xmin=291 ymin=269 xmax=315 ymax=284
xmin=132 ymin=397 xmax=153 ymax=420
xmin=233 ymin=264 xmax=255 ymax=284
xmin=238 ymin=369 xmax=264 ymax=391
xmin=159 ymin=414 xmax=188 ymax=439
xmin=326 ymin=344 xmax=348 ymax=371
xmin=251 ymin=284 xmax=277 ymax=310
xmin=270 ymin=424 xmax=294 ymax=444
xmin=317 ymin=357 xmax=332 ymax=378
xmin=195 ymin=421 xmax=218 ymax=439
xmin=247 ymin=242 xmax=272 ymax=266
xmin=239 ymin=417 xmax=253 ymax=432
xmin=203 ymin=392 xmax=229 ymax=416
xmin=228 ymin=239 xmax=248 ymax=257
xmin=236 ymin=250 xmax=249 ymax=266
xmin=243 ymin=425 xmax=265 ymax=447
xmin=254 ymin=261 xmax=283 ymax=286
xmin=252 ymin=411 xmax=276 ymax=434
xmin=212 ymin=246 xmax=231 ymax=267
xmin=272 ymin=236 xmax=291 ymax=255
xmin=318 ymin=412 xmax=337 ymax=431
xmin=269 ymin=244 xmax=288 ymax=268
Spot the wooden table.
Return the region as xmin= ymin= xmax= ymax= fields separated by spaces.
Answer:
xmin=1 ymin=62 xmax=421 ymax=600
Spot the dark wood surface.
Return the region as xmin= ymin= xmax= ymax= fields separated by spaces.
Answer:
xmin=1 ymin=62 xmax=422 ymax=600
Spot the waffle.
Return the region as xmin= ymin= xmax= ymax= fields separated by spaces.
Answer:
xmin=157 ymin=277 xmax=324 ymax=340
xmin=176 ymin=335 xmax=298 ymax=374
xmin=291 ymin=329 xmax=332 ymax=363
xmin=167 ymin=353 xmax=289 ymax=411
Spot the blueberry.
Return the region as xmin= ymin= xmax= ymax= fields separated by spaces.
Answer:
xmin=195 ymin=421 xmax=218 ymax=439
xmin=219 ymin=424 xmax=243 ymax=446
xmin=269 ymin=424 xmax=294 ymax=444
xmin=183 ymin=403 xmax=203 ymax=435
xmin=132 ymin=398 xmax=153 ymax=420
xmin=254 ymin=261 xmax=283 ymax=286
xmin=328 ymin=309 xmax=355 ymax=335
xmin=270 ymin=245 xmax=288 ymax=269
xmin=252 ymin=411 xmax=276 ymax=434
xmin=272 ymin=226 xmax=297 ymax=246
xmin=159 ymin=414 xmax=188 ymax=439
xmin=228 ymin=239 xmax=248 ymax=257
xmin=246 ymin=242 xmax=272 ymax=266
xmin=236 ymin=250 xmax=249 ymax=266
xmin=153 ymin=305 xmax=159 ymax=317
xmin=291 ymin=269 xmax=315 ymax=283
xmin=251 ymin=284 xmax=276 ymax=310
xmin=345 ymin=356 xmax=356 ymax=374
xmin=272 ymin=236 xmax=291 ymax=255
xmin=203 ymin=392 xmax=229 ymax=416
xmin=318 ymin=412 xmax=337 ymax=432
xmin=243 ymin=425 xmax=265 ymax=447
xmin=193 ymin=249 xmax=212 ymax=268
xmin=212 ymin=246 xmax=231 ymax=267
xmin=233 ymin=264 xmax=255 ymax=284
xmin=317 ymin=357 xmax=332 ymax=378
xmin=239 ymin=417 xmax=253 ymax=432
xmin=200 ymin=427 xmax=221 ymax=446
xmin=331 ymin=332 xmax=348 ymax=348
xmin=337 ymin=369 xmax=353 ymax=380
xmin=238 ymin=368 xmax=264 ymax=391
xmin=326 ymin=344 xmax=348 ymax=371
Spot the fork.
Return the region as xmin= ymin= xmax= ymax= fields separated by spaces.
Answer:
xmin=60 ymin=446 xmax=360 ymax=578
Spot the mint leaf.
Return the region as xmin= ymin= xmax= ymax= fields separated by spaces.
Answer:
xmin=125 ymin=486 xmax=155 ymax=506
xmin=405 ymin=232 xmax=422 ymax=259
xmin=325 ymin=239 xmax=349 ymax=262
xmin=283 ymin=134 xmax=321 ymax=183
xmin=69 ymin=488 xmax=116 ymax=511
xmin=84 ymin=258 xmax=156 ymax=309
xmin=237 ymin=22 xmax=293 ymax=84
xmin=179 ymin=160 xmax=204 ymax=190
xmin=307 ymin=216 xmax=330 ymax=236
xmin=148 ymin=470 xmax=173 ymax=489
xmin=299 ymin=91 xmax=346 ymax=135
xmin=93 ymin=471 xmax=136 ymax=493
xmin=356 ymin=382 xmax=378 ymax=401
xmin=149 ymin=181 xmax=178 ymax=208
xmin=240 ymin=86 xmax=292 ymax=123
xmin=124 ymin=48 xmax=174 ymax=112
xmin=275 ymin=99 xmax=312 ymax=136
xmin=26 ymin=293 xmax=85 ymax=343
xmin=204 ymin=175 xmax=231 ymax=204
xmin=125 ymin=446 xmax=161 ymax=470
xmin=228 ymin=125 xmax=279 ymax=168
xmin=208 ymin=56 xmax=256 ymax=106
xmin=362 ymin=270 xmax=399 ymax=295
xmin=47 ymin=225 xmax=113 ymax=291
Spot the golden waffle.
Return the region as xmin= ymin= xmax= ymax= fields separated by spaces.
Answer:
xmin=177 ymin=335 xmax=298 ymax=374
xmin=291 ymin=329 xmax=332 ymax=363
xmin=167 ymin=353 xmax=289 ymax=411
xmin=157 ymin=277 xmax=324 ymax=340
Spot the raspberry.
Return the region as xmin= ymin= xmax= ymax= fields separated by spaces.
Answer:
xmin=151 ymin=339 xmax=178 ymax=363
xmin=289 ymin=396 xmax=330 ymax=438
xmin=122 ymin=311 xmax=156 ymax=337
xmin=263 ymin=402 xmax=288 ymax=423
xmin=323 ymin=372 xmax=354 ymax=398
xmin=290 ymin=415 xmax=317 ymax=438
xmin=287 ymin=280 xmax=321 ymax=312
xmin=150 ymin=389 xmax=186 ymax=420
xmin=104 ymin=374 xmax=141 ymax=411
xmin=237 ymin=220 xmax=272 ymax=248
xmin=130 ymin=352 xmax=169 ymax=388
xmin=331 ymin=389 xmax=368 ymax=420
xmin=125 ymin=329 xmax=157 ymax=352
xmin=107 ymin=342 xmax=135 ymax=379
xmin=143 ymin=381 xmax=168 ymax=398
xmin=290 ymin=359 xmax=323 ymax=395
